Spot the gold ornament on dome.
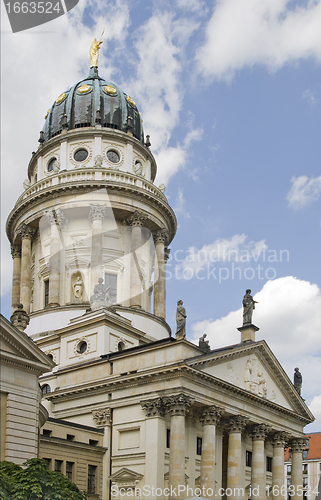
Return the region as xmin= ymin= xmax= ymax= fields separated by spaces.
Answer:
xmin=127 ymin=95 xmax=136 ymax=107
xmin=56 ymin=92 xmax=66 ymax=104
xmin=78 ymin=84 xmax=91 ymax=94
xmin=104 ymin=85 xmax=117 ymax=95
xmin=44 ymin=108 xmax=50 ymax=119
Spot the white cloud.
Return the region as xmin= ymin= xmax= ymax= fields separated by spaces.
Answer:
xmin=287 ymin=175 xmax=321 ymax=208
xmin=197 ymin=0 xmax=321 ymax=81
xmin=173 ymin=188 xmax=191 ymax=219
xmin=191 ymin=277 xmax=321 ymax=412
xmin=307 ymin=395 xmax=321 ymax=431
xmin=302 ymin=88 xmax=319 ymax=105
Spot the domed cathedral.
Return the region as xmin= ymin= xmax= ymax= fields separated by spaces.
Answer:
xmin=4 ymin=46 xmax=314 ymax=500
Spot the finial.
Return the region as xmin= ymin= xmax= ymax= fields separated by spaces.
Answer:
xmin=145 ymin=134 xmax=151 ymax=148
xmin=126 ymin=115 xmax=133 ymax=132
xmin=96 ymin=109 xmax=101 ymax=124
xmin=10 ymin=303 xmax=30 ymax=331
xmin=90 ymin=29 xmax=104 ymax=68
xmin=38 ymin=131 xmax=45 ymax=144
xmin=62 ymin=114 xmax=68 ymax=129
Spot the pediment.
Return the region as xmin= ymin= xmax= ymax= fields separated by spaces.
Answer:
xmin=109 ymin=467 xmax=143 ymax=483
xmin=188 ymin=340 xmax=313 ymax=419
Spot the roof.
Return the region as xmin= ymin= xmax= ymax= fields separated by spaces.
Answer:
xmin=285 ymin=432 xmax=321 ymax=460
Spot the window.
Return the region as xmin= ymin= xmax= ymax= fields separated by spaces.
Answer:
xmin=287 ymin=465 xmax=292 ymax=475
xmin=266 ymin=457 xmax=272 ymax=472
xmin=303 ymin=477 xmax=308 ymax=488
xmin=66 ymin=462 xmax=74 ymax=482
xmin=166 ymin=429 xmax=170 ymax=449
xmin=47 ymin=157 xmax=57 ymax=172
xmin=118 ymin=341 xmax=125 ymax=352
xmin=74 ymin=148 xmax=88 ymax=162
xmin=89 ymin=439 xmax=98 ymax=446
xmin=41 ymin=384 xmax=51 ymax=395
xmin=87 ymin=465 xmax=96 ymax=494
xmin=246 ymin=451 xmax=252 ymax=467
xmin=66 ymin=434 xmax=75 ymax=441
xmin=43 ymin=458 xmax=51 ymax=469
xmin=44 ymin=280 xmax=49 ymax=307
xmin=55 ymin=460 xmax=63 ymax=472
xmin=287 ymin=478 xmax=291 ymax=488
xmin=302 ymin=464 xmax=308 ymax=474
xmin=105 ymin=273 xmax=117 ymax=304
xmin=43 ymin=429 xmax=52 ymax=437
xmin=77 ymin=341 xmax=87 ymax=354
xmin=196 ymin=437 xmax=202 ymax=456
xmin=303 ymin=450 xmax=309 ymax=460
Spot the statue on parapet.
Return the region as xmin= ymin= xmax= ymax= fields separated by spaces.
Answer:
xmin=242 ymin=289 xmax=258 ymax=325
xmin=176 ymin=300 xmax=186 ymax=340
xmin=294 ymin=367 xmax=302 ymax=395
xmin=90 ymin=278 xmax=111 ymax=310
xmin=199 ymin=333 xmax=210 ymax=352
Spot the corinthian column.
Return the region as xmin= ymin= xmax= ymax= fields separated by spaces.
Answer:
xmin=45 ymin=209 xmax=67 ymax=307
xmin=141 ymin=398 xmax=166 ymax=499
xmin=227 ymin=416 xmax=248 ymax=500
xmin=89 ymin=205 xmax=106 ymax=291
xmin=153 ymin=229 xmax=168 ymax=319
xmin=126 ymin=211 xmax=147 ymax=308
xmin=164 ymin=394 xmax=193 ymax=500
xmin=272 ymin=432 xmax=289 ymax=500
xmin=200 ymin=405 xmax=224 ymax=498
xmin=251 ymin=424 xmax=270 ymax=500
xmin=11 ymin=245 xmax=21 ymax=312
xmin=290 ymin=438 xmax=308 ymax=500
xmin=17 ymin=224 xmax=36 ymax=314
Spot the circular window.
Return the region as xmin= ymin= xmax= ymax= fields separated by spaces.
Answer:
xmin=107 ymin=150 xmax=120 ymax=163
xmin=74 ymin=148 xmax=88 ymax=162
xmin=41 ymin=384 xmax=51 ymax=395
xmin=47 ymin=158 xmax=57 ymax=172
xmin=77 ymin=341 xmax=88 ymax=354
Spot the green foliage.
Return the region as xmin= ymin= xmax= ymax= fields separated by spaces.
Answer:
xmin=0 ymin=459 xmax=87 ymax=500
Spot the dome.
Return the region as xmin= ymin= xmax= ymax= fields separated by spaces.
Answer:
xmin=42 ymin=67 xmax=144 ymax=143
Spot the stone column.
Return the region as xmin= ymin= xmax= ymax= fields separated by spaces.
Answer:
xmin=45 ymin=209 xmax=67 ymax=307
xmin=227 ymin=416 xmax=248 ymax=500
xmin=17 ymin=224 xmax=36 ymax=314
xmin=11 ymin=245 xmax=21 ymax=311
xmin=126 ymin=211 xmax=147 ymax=308
xmin=200 ymin=405 xmax=224 ymax=497
xmin=272 ymin=432 xmax=289 ymax=500
xmin=251 ymin=424 xmax=270 ymax=500
xmin=92 ymin=408 xmax=111 ymax=500
xmin=89 ymin=205 xmax=106 ymax=291
xmin=164 ymin=394 xmax=192 ymax=500
xmin=290 ymin=438 xmax=308 ymax=500
xmin=141 ymin=398 xmax=166 ymax=499
xmin=153 ymin=230 xmax=168 ymax=319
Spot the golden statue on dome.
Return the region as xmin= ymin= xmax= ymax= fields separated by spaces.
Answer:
xmin=90 ymin=29 xmax=104 ymax=68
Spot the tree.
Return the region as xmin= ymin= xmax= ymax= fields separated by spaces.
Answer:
xmin=0 ymin=459 xmax=87 ymax=500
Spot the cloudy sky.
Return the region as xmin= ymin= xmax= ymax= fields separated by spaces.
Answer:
xmin=1 ymin=0 xmax=320 ymax=431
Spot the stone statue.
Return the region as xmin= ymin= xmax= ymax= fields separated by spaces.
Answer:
xmin=176 ymin=300 xmax=186 ymax=340
xmin=257 ymin=372 xmax=267 ymax=398
xmin=242 ymin=289 xmax=258 ymax=325
xmin=73 ymin=277 xmax=83 ymax=301
xmin=294 ymin=367 xmax=302 ymax=395
xmin=199 ymin=333 xmax=210 ymax=352
xmin=133 ymin=161 xmax=144 ymax=176
xmin=90 ymin=278 xmax=111 ymax=309
xmin=159 ymin=183 xmax=166 ymax=194
xmin=94 ymin=155 xmax=103 ymax=167
xmin=52 ymin=159 xmax=60 ymax=173
xmin=244 ymin=358 xmax=254 ymax=390
xmin=90 ymin=37 xmax=103 ymax=68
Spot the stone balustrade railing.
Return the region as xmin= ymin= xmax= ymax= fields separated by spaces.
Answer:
xmin=16 ymin=169 xmax=167 ymax=205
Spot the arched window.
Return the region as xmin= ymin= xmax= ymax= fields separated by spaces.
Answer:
xmin=41 ymin=384 xmax=51 ymax=395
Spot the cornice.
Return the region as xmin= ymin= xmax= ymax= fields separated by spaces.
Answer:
xmin=0 ymin=349 xmax=51 ymax=374
xmin=40 ymin=435 xmax=107 ymax=453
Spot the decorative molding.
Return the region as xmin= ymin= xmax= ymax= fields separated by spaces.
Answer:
xmin=16 ymin=223 xmax=36 ymax=241
xmin=290 ymin=437 xmax=309 ymax=453
xmin=251 ymin=423 xmax=271 ymax=441
xmin=200 ymin=405 xmax=224 ymax=425
xmin=272 ymin=431 xmax=290 ymax=447
xmin=124 ymin=210 xmax=147 ymax=227
xmin=69 ymin=143 xmax=92 ymax=167
xmin=103 ymin=143 xmax=124 ymax=169
xmin=92 ymin=407 xmax=111 ymax=426
xmin=163 ymin=393 xmax=193 ymax=417
xmin=153 ymin=229 xmax=168 ymax=245
xmin=89 ymin=204 xmax=106 ymax=222
xmin=73 ymin=336 xmax=90 ymax=357
xmin=140 ymin=398 xmax=165 ymax=418
xmin=11 ymin=245 xmax=21 ymax=259
xmin=228 ymin=415 xmax=249 ymax=434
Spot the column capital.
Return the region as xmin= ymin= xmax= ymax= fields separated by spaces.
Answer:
xmin=89 ymin=204 xmax=106 ymax=222
xmin=153 ymin=229 xmax=169 ymax=245
xmin=11 ymin=245 xmax=21 ymax=259
xmin=290 ymin=437 xmax=309 ymax=453
xmin=164 ymin=247 xmax=171 ymax=261
xmin=141 ymin=398 xmax=165 ymax=418
xmin=92 ymin=408 xmax=111 ymax=426
xmin=228 ymin=415 xmax=248 ymax=434
xmin=200 ymin=405 xmax=224 ymax=425
xmin=17 ymin=223 xmax=36 ymax=241
xmin=55 ymin=208 xmax=68 ymax=228
xmin=252 ymin=423 xmax=271 ymax=441
xmin=44 ymin=209 xmax=56 ymax=226
xmin=125 ymin=210 xmax=147 ymax=227
xmin=163 ymin=393 xmax=193 ymax=417
xmin=45 ymin=208 xmax=68 ymax=228
xmin=272 ymin=431 xmax=290 ymax=447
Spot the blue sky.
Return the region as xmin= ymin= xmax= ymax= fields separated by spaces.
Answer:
xmin=1 ymin=0 xmax=321 ymax=430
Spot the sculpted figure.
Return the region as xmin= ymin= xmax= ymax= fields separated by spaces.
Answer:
xmin=257 ymin=372 xmax=267 ymax=398
xmin=294 ymin=367 xmax=302 ymax=395
xmin=242 ymin=289 xmax=258 ymax=325
xmin=90 ymin=38 xmax=103 ymax=68
xmin=199 ymin=333 xmax=210 ymax=352
xmin=94 ymin=155 xmax=103 ymax=167
xmin=159 ymin=183 xmax=166 ymax=194
xmin=176 ymin=300 xmax=186 ymax=340
xmin=133 ymin=161 xmax=144 ymax=176
xmin=23 ymin=179 xmax=31 ymax=190
xmin=73 ymin=277 xmax=83 ymax=300
xmin=244 ymin=358 xmax=254 ymax=390
xmin=90 ymin=278 xmax=111 ymax=308
xmin=52 ymin=159 xmax=60 ymax=173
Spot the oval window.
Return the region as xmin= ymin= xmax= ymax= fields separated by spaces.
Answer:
xmin=47 ymin=158 xmax=57 ymax=172
xmin=74 ymin=148 xmax=88 ymax=162
xmin=107 ymin=150 xmax=120 ymax=163
xmin=77 ymin=341 xmax=87 ymax=354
